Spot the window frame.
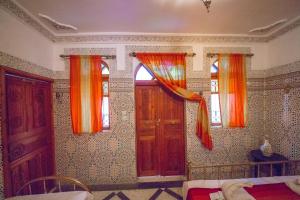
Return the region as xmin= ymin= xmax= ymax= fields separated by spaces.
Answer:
xmin=101 ymin=61 xmax=110 ymax=130
xmin=211 ymin=61 xmax=222 ymax=126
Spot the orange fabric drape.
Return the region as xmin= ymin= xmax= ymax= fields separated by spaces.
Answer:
xmin=136 ymin=53 xmax=213 ymax=150
xmin=218 ymin=54 xmax=247 ymax=127
xmin=70 ymin=55 xmax=103 ymax=134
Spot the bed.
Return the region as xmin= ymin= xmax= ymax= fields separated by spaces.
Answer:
xmin=5 ymin=176 xmax=94 ymax=200
xmin=183 ymin=160 xmax=300 ymax=200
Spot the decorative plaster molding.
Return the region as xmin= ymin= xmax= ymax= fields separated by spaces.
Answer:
xmin=54 ymin=34 xmax=268 ymax=43
xmin=0 ymin=0 xmax=55 ymax=41
xmin=266 ymin=17 xmax=300 ymax=42
xmin=1 ymin=0 xmax=300 ymax=43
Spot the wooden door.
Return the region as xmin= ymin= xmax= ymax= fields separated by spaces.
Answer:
xmin=2 ymin=73 xmax=54 ymax=197
xmin=159 ymin=87 xmax=185 ymax=176
xmin=136 ymin=83 xmax=185 ymax=177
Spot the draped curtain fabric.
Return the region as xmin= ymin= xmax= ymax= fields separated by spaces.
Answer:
xmin=136 ymin=53 xmax=213 ymax=150
xmin=218 ymin=54 xmax=247 ymax=127
xmin=70 ymin=55 xmax=103 ymax=134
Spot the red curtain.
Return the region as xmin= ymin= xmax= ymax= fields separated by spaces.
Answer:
xmin=70 ymin=55 xmax=103 ymax=134
xmin=218 ymin=54 xmax=247 ymax=127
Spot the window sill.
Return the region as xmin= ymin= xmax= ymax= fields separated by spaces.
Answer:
xmin=211 ymin=125 xmax=222 ymax=128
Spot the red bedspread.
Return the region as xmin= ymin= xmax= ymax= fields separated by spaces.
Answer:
xmin=187 ymin=183 xmax=300 ymax=200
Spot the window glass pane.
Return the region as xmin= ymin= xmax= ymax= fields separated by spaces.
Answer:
xmin=103 ymin=81 xmax=109 ymax=96
xmin=211 ymin=94 xmax=221 ymax=124
xmin=102 ymin=65 xmax=109 ymax=75
xmin=136 ymin=66 xmax=154 ymax=80
xmin=211 ymin=61 xmax=218 ymax=73
xmin=102 ymin=97 xmax=109 ymax=128
xmin=211 ymin=80 xmax=218 ymax=93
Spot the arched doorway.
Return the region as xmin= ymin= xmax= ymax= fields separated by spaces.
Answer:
xmin=135 ymin=64 xmax=185 ymax=177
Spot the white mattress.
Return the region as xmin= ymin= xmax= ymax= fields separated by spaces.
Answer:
xmin=5 ymin=191 xmax=94 ymax=200
xmin=182 ymin=175 xmax=299 ymax=200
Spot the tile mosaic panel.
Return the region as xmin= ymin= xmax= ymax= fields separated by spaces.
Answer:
xmin=53 ymin=79 xmax=136 ymax=185
xmin=264 ymin=69 xmax=300 ymax=160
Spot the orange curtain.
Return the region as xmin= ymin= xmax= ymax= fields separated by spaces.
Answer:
xmin=70 ymin=55 xmax=103 ymax=134
xmin=218 ymin=54 xmax=247 ymax=127
xmin=136 ymin=53 xmax=213 ymax=150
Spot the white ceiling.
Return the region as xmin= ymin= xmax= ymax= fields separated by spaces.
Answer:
xmin=15 ymin=0 xmax=300 ymax=35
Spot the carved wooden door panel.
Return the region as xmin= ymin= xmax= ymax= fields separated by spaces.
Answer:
xmin=136 ymin=84 xmax=185 ymax=177
xmin=136 ymin=85 xmax=159 ymax=176
xmin=4 ymin=74 xmax=54 ymax=197
xmin=159 ymin=87 xmax=185 ymax=176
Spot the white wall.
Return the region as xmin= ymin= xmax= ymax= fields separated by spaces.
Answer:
xmin=268 ymin=26 xmax=300 ymax=68
xmin=0 ymin=8 xmax=53 ymax=69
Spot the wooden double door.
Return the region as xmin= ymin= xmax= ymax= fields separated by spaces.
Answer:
xmin=136 ymin=82 xmax=185 ymax=177
xmin=1 ymin=70 xmax=55 ymax=197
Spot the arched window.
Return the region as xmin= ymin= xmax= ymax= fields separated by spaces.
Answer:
xmin=102 ymin=62 xmax=110 ymax=129
xmin=211 ymin=60 xmax=221 ymax=125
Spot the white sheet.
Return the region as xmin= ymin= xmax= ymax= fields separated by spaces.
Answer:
xmin=5 ymin=191 xmax=94 ymax=200
xmin=182 ymin=175 xmax=299 ymax=200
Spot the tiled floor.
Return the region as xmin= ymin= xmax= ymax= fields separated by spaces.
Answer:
xmin=92 ymin=187 xmax=183 ymax=200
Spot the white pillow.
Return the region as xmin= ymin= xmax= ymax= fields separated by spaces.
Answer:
xmin=221 ymin=181 xmax=255 ymax=200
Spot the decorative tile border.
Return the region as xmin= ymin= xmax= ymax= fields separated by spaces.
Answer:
xmin=0 ymin=51 xmax=54 ymax=78
xmin=265 ymin=60 xmax=300 ymax=77
xmin=1 ymin=0 xmax=300 ymax=43
xmin=54 ymin=34 xmax=268 ymax=43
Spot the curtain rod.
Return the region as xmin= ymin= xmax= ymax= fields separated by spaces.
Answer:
xmin=207 ymin=53 xmax=254 ymax=57
xmin=60 ymin=55 xmax=116 ymax=59
xmin=129 ymin=52 xmax=196 ymax=57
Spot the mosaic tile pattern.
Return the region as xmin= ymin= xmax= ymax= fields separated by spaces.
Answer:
xmin=53 ymin=79 xmax=137 ymax=185
xmin=264 ymin=70 xmax=300 ymax=160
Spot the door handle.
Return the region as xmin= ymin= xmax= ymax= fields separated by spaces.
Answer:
xmin=156 ymin=119 xmax=161 ymax=126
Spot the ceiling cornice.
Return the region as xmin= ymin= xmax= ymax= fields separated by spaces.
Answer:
xmin=0 ymin=0 xmax=56 ymax=41
xmin=1 ymin=0 xmax=299 ymax=43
